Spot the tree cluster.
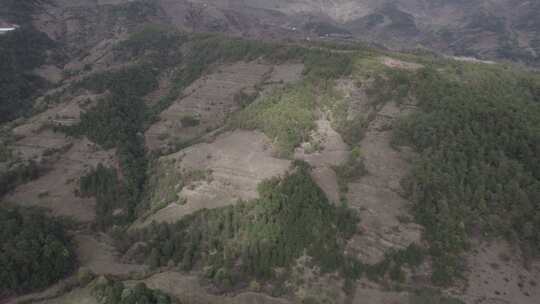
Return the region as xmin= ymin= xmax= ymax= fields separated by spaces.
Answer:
xmin=0 ymin=208 xmax=75 ymax=296
xmin=79 ymin=164 xmax=127 ymax=229
xmin=392 ymin=64 xmax=540 ymax=285
xmin=116 ymin=162 xmax=359 ymax=291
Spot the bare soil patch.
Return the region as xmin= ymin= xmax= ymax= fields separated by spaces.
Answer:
xmin=75 ymin=233 xmax=147 ymax=276
xmin=343 ymin=98 xmax=422 ymax=264
xmin=267 ymin=63 xmax=304 ymax=84
xmin=289 ymin=255 xmax=348 ymax=304
xmin=352 ymin=282 xmax=409 ymax=304
xmin=295 ymin=117 xmax=349 ymax=203
xmin=6 ymin=276 xmax=81 ymax=304
xmin=33 ymin=64 xmax=64 ymax=84
xmin=30 ymin=285 xmax=98 ymax=304
xmin=145 ymin=62 xmax=273 ymax=151
xmin=131 ymin=271 xmax=291 ymax=304
xmin=4 ymin=138 xmax=116 ymax=222
xmin=11 ymin=129 xmax=71 ymax=162
xmin=144 ymin=72 xmax=173 ymax=106
xmin=135 ymin=130 xmax=290 ymax=227
xmin=381 ymin=57 xmax=424 ymax=70
xmin=11 ymin=90 xmax=102 ymax=161
xmin=449 ymin=56 xmax=496 ymax=65
xmin=458 ymin=240 xmax=540 ymax=304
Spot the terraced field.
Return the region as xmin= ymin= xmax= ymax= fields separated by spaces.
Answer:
xmin=145 ymin=62 xmax=273 ymax=151
xmin=137 ymin=130 xmax=290 ymax=227
xmin=5 ymin=139 xmax=116 ymax=222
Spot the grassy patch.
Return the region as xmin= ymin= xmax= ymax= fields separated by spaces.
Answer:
xmin=144 ymin=158 xmax=183 ymax=212
xmin=231 ymin=83 xmax=316 ymax=157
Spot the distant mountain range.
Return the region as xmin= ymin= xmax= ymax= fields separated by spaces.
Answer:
xmin=3 ymin=0 xmax=538 ymax=66
xmin=158 ymin=0 xmax=540 ymax=66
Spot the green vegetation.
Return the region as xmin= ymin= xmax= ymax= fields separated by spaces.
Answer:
xmin=143 ymin=158 xmax=198 ymax=213
xmin=119 ymin=30 xmax=279 ymax=118
xmin=114 ymin=24 xmax=186 ymax=66
xmin=145 ymin=158 xmax=182 ymax=209
xmin=66 ymin=64 xmax=155 ymax=221
xmin=93 ymin=278 xmax=175 ymax=304
xmin=231 ymin=84 xmax=316 ymax=157
xmin=367 ymin=68 xmax=415 ymax=106
xmin=229 ymin=47 xmax=354 ymax=157
xmin=77 ymin=64 xmax=160 ymax=102
xmin=180 ymin=115 xmax=200 ymax=127
xmin=116 ymin=162 xmax=358 ymax=290
xmin=390 ymin=63 xmax=540 ymax=285
xmin=116 ymin=24 xmax=353 ymax=117
xmin=364 ymin=243 xmax=425 ymax=283
xmin=0 ymin=27 xmax=53 ymax=123
xmin=333 ymin=147 xmax=367 ymax=196
xmin=110 ymin=0 xmax=159 ymax=22
xmin=79 ymin=164 xmax=127 ymax=229
xmin=0 ymin=207 xmax=75 ymax=296
xmin=0 ymin=161 xmax=41 ymax=197
xmin=299 ymin=49 xmax=353 ymax=81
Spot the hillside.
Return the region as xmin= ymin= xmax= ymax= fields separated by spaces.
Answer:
xmin=1 ymin=1 xmax=540 ymax=304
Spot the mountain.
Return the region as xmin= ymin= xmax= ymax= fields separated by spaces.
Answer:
xmin=1 ymin=1 xmax=540 ymax=304
xmin=174 ymin=0 xmax=540 ymax=66
xmin=5 ymin=0 xmax=539 ymax=66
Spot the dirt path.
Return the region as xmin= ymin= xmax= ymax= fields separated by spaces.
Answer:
xmin=294 ymin=116 xmax=349 ymax=203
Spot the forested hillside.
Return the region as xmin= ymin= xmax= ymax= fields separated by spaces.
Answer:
xmin=117 ymin=162 xmax=359 ymax=293
xmin=392 ymin=63 xmax=540 ymax=284
xmin=1 ymin=1 xmax=540 ymax=303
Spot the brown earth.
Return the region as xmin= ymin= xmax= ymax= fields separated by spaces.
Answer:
xmin=32 ymin=287 xmax=98 ymax=304
xmin=337 ymin=75 xmax=422 ymax=265
xmin=128 ymin=271 xmax=292 ymax=304
xmin=295 ymin=116 xmax=350 ymax=204
xmin=381 ymin=56 xmax=424 ymax=70
xmin=458 ymin=240 xmax=540 ymax=304
xmin=75 ymin=233 xmax=147 ymax=276
xmin=145 ymin=62 xmax=273 ymax=151
xmin=135 ymin=130 xmax=290 ymax=228
xmin=352 ymin=281 xmax=409 ymax=304
xmin=4 ymin=138 xmax=116 ymax=222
